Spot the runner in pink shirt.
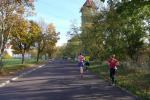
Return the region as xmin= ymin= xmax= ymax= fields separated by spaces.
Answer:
xmin=78 ymin=53 xmax=85 ymax=78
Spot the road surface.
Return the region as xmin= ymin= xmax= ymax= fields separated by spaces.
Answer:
xmin=0 ymin=60 xmax=138 ymax=100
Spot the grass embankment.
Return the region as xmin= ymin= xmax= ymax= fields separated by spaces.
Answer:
xmin=0 ymin=58 xmax=46 ymax=76
xmin=88 ymin=63 xmax=150 ymax=100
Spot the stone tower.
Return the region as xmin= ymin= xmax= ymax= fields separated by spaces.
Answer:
xmin=80 ymin=0 xmax=97 ymax=55
xmin=80 ymin=0 xmax=97 ymax=26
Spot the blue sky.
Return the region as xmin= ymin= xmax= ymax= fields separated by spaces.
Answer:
xmin=30 ymin=0 xmax=85 ymax=46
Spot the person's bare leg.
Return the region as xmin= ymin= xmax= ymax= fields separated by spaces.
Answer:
xmin=80 ymin=67 xmax=83 ymax=78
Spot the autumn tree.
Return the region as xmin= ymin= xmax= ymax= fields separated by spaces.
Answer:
xmin=10 ymin=17 xmax=29 ymax=64
xmin=10 ymin=18 xmax=41 ymax=64
xmin=35 ymin=23 xmax=59 ymax=62
xmin=44 ymin=23 xmax=59 ymax=59
xmin=0 ymin=0 xmax=34 ymax=66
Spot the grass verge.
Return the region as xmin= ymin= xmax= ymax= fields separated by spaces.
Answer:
xmin=0 ymin=58 xmax=47 ymax=76
xmin=88 ymin=63 xmax=150 ymax=100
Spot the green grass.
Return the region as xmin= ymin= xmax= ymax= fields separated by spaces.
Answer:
xmin=0 ymin=58 xmax=47 ymax=75
xmin=0 ymin=64 xmax=34 ymax=76
xmin=2 ymin=59 xmax=22 ymax=65
xmin=2 ymin=58 xmax=39 ymax=65
xmin=88 ymin=63 xmax=150 ymax=100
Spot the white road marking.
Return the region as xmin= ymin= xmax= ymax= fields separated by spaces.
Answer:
xmin=11 ymin=77 xmax=18 ymax=81
xmin=0 ymin=64 xmax=45 ymax=88
xmin=5 ymin=80 xmax=10 ymax=84
xmin=0 ymin=83 xmax=6 ymax=87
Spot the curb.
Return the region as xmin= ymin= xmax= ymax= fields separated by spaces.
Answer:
xmin=0 ymin=64 xmax=45 ymax=88
xmin=116 ymin=85 xmax=140 ymax=100
xmin=89 ymin=69 xmax=140 ymax=100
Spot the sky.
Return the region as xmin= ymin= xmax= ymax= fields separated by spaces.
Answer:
xmin=29 ymin=0 xmax=86 ymax=46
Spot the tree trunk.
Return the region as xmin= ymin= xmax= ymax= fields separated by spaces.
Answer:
xmin=0 ymin=20 xmax=4 ymax=70
xmin=37 ymin=49 xmax=40 ymax=62
xmin=45 ymin=53 xmax=47 ymax=60
xmin=22 ymin=49 xmax=25 ymax=64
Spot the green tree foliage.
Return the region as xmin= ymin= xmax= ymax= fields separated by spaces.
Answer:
xmin=66 ymin=35 xmax=81 ymax=59
xmin=65 ymin=21 xmax=83 ymax=59
xmin=64 ymin=0 xmax=150 ymax=65
xmin=28 ymin=20 xmax=42 ymax=45
xmin=83 ymin=0 xmax=149 ymax=62
xmin=116 ymin=0 xmax=150 ymax=61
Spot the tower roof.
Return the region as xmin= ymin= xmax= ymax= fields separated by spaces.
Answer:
xmin=84 ymin=0 xmax=93 ymax=7
xmin=80 ymin=0 xmax=96 ymax=12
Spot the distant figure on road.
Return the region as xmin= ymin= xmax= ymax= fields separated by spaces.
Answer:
xmin=84 ymin=55 xmax=90 ymax=70
xmin=107 ymin=54 xmax=119 ymax=86
xmin=78 ymin=53 xmax=85 ymax=78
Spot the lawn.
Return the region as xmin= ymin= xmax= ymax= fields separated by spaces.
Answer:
xmin=0 ymin=58 xmax=46 ymax=75
xmin=88 ymin=63 xmax=150 ymax=100
xmin=2 ymin=58 xmax=37 ymax=65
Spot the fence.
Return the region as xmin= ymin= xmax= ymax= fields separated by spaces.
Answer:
xmin=13 ymin=54 xmax=31 ymax=59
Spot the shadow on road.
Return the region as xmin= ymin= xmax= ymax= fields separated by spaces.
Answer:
xmin=0 ymin=60 xmax=137 ymax=100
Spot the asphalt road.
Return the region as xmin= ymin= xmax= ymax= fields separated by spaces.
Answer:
xmin=0 ymin=60 xmax=138 ymax=100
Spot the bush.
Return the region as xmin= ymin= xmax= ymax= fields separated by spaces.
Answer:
xmin=29 ymin=49 xmax=38 ymax=58
xmin=2 ymin=54 xmax=12 ymax=59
